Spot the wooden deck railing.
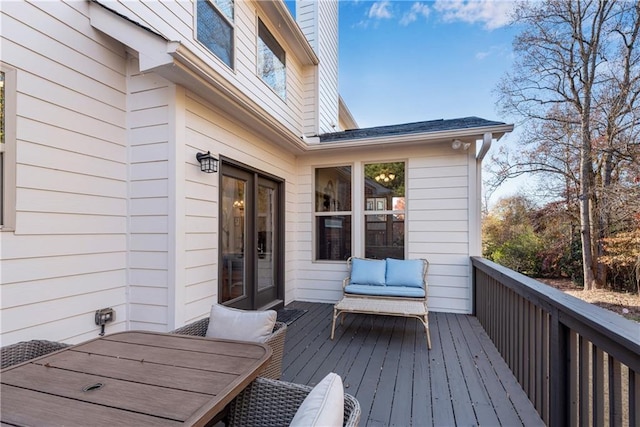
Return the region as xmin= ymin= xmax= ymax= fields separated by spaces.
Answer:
xmin=472 ymin=257 xmax=640 ymax=427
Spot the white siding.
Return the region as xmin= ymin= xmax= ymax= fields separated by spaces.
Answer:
xmin=295 ymin=144 xmax=476 ymax=314
xmin=297 ymin=0 xmax=339 ymax=135
xmin=316 ymin=0 xmax=339 ymax=133
xmin=126 ymin=59 xmax=173 ymax=331
xmin=98 ymin=0 xmax=307 ymax=138
xmin=0 ymin=1 xmax=129 ymax=344
xmin=181 ymin=91 xmax=299 ymax=324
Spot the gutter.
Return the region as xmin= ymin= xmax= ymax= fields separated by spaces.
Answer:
xmin=305 ymin=124 xmax=514 ymax=153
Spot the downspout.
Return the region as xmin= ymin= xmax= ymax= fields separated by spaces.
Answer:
xmin=476 ymin=132 xmax=493 ymax=162
xmin=472 ymin=132 xmax=493 ymax=314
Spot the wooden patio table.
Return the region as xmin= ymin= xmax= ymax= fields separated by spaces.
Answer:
xmin=0 ymin=330 xmax=272 ymax=426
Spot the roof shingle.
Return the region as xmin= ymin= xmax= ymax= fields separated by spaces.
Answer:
xmin=319 ymin=116 xmax=507 ymax=143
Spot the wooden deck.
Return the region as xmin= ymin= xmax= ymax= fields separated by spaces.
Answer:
xmin=280 ymin=301 xmax=544 ymax=427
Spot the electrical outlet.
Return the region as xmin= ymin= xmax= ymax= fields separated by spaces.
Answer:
xmin=95 ymin=308 xmax=115 ymax=326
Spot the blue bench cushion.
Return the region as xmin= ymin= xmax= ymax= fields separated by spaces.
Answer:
xmin=344 ymin=284 xmax=425 ymax=298
xmin=385 ymin=258 xmax=424 ymax=288
xmin=350 ymin=258 xmax=386 ymax=286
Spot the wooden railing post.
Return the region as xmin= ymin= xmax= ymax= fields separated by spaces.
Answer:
xmin=549 ymin=310 xmax=569 ymax=426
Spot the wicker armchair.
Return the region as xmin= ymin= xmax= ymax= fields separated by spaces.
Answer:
xmin=170 ymin=318 xmax=287 ymax=380
xmin=227 ymin=377 xmax=361 ymax=427
xmin=1 ymin=340 xmax=70 ymax=369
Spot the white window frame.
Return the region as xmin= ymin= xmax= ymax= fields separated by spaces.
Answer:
xmin=0 ymin=63 xmax=16 ymax=231
xmin=363 ymin=161 xmax=407 ymax=259
xmin=313 ymin=165 xmax=353 ymax=262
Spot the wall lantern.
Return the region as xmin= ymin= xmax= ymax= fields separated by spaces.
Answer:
xmin=196 ymin=151 xmax=218 ymax=173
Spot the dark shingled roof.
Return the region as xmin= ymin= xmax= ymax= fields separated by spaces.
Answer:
xmin=319 ymin=116 xmax=507 ymax=143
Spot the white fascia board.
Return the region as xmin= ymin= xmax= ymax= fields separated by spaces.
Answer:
xmin=302 ymin=124 xmax=514 ymax=153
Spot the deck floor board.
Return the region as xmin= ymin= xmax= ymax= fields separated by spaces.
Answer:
xmin=281 ymin=302 xmax=544 ymax=427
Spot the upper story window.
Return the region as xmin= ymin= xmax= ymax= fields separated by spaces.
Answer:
xmin=0 ymin=64 xmax=16 ymax=230
xmin=258 ymin=19 xmax=286 ymax=100
xmin=197 ymin=0 xmax=234 ymax=68
xmin=315 ymin=166 xmax=352 ymax=261
xmin=364 ymin=162 xmax=406 ymax=259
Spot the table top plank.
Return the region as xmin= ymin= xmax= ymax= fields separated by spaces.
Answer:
xmin=71 ymin=339 xmax=262 ymax=375
xmin=105 ymin=331 xmax=270 ymax=358
xmin=2 ymin=364 xmax=211 ymax=421
xmin=35 ymin=351 xmax=235 ymax=395
xmin=1 ymin=384 xmax=182 ymax=426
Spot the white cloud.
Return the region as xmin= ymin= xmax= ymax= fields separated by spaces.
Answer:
xmin=368 ymin=1 xmax=394 ymax=19
xmin=433 ymin=0 xmax=514 ymax=30
xmin=475 ymin=44 xmax=510 ymax=60
xmin=400 ymin=2 xmax=431 ymax=26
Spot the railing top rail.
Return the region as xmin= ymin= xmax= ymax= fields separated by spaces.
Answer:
xmin=472 ymin=257 xmax=640 ymax=370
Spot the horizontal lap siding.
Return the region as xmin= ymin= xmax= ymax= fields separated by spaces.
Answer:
xmin=410 ymin=153 xmax=471 ymax=313
xmin=294 ymin=147 xmax=474 ymax=313
xmin=317 ymin=0 xmax=339 ymax=133
xmin=102 ymin=0 xmax=306 ymax=137
xmin=127 ymin=63 xmax=172 ymax=332
xmin=0 ymin=1 xmax=129 ymax=344
xmin=182 ymin=92 xmax=298 ymax=323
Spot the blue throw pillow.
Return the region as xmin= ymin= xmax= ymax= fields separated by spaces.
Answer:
xmin=350 ymin=258 xmax=386 ymax=286
xmin=385 ymin=258 xmax=424 ymax=288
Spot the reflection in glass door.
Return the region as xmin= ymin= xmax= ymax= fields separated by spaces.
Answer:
xmin=220 ymin=174 xmax=247 ymax=305
xmin=256 ymin=178 xmax=277 ymax=308
xmin=219 ymin=164 xmax=281 ymax=310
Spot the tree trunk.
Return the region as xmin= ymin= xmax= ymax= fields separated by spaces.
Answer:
xmin=580 ymin=123 xmax=597 ymax=290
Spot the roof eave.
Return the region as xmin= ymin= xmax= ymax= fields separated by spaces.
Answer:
xmin=305 ymin=124 xmax=514 ymax=153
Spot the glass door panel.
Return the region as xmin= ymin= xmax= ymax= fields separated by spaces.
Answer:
xmin=257 ymin=183 xmax=274 ymax=290
xmin=221 ymin=175 xmax=247 ymax=304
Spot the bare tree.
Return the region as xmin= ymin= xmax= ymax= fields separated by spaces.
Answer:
xmin=495 ymin=0 xmax=640 ymax=290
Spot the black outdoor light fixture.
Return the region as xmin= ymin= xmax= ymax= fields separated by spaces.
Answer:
xmin=196 ymin=151 xmax=218 ymax=173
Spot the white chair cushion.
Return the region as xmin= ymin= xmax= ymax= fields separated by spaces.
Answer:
xmin=205 ymin=304 xmax=277 ymax=343
xmin=289 ymin=372 xmax=344 ymax=427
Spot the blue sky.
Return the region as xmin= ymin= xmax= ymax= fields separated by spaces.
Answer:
xmin=286 ymin=1 xmax=526 ymax=203
xmin=335 ymin=0 xmax=519 ymax=128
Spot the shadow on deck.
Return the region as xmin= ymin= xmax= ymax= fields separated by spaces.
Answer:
xmin=280 ymin=301 xmax=544 ymax=427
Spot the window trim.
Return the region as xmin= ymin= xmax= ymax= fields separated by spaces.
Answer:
xmin=313 ymin=164 xmax=353 ymax=262
xmin=257 ymin=18 xmax=287 ymax=100
xmin=0 ymin=64 xmax=16 ymax=231
xmin=363 ymin=161 xmax=407 ymax=260
xmin=195 ymin=0 xmax=236 ymax=69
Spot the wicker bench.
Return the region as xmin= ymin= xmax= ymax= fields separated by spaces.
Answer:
xmin=1 ymin=340 xmax=70 ymax=369
xmin=228 ymin=377 xmax=361 ymax=427
xmin=331 ymin=257 xmax=431 ymax=349
xmin=170 ymin=317 xmax=287 ymax=380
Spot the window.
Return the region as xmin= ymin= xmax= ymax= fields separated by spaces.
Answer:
xmin=258 ymin=19 xmax=286 ymax=99
xmin=0 ymin=64 xmax=16 ymax=230
xmin=315 ymin=167 xmax=352 ymax=260
xmin=197 ymin=0 xmax=234 ymax=68
xmin=364 ymin=162 xmax=405 ymax=259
